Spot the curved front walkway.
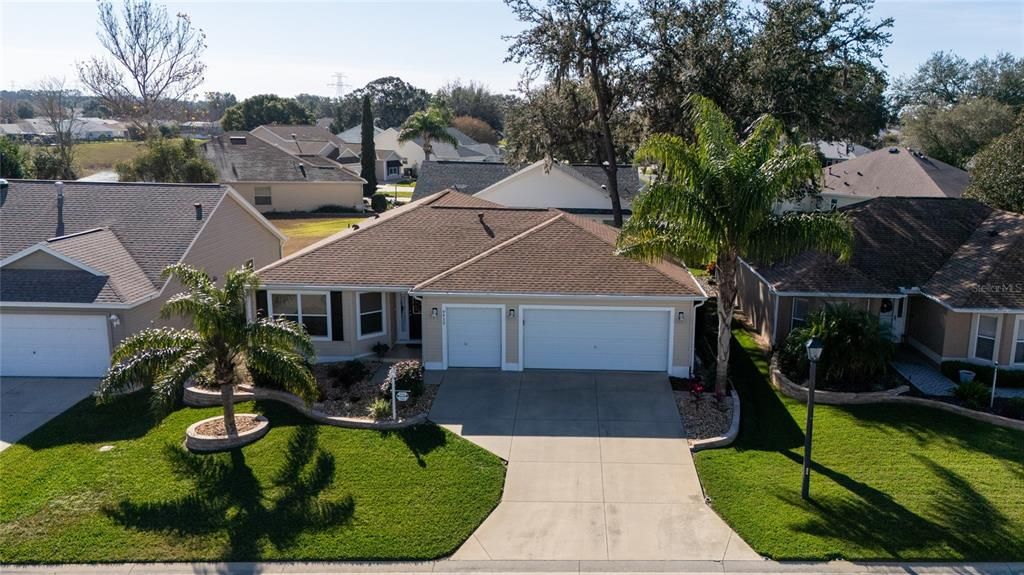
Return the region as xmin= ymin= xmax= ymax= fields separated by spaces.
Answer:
xmin=428 ymin=369 xmax=758 ymax=561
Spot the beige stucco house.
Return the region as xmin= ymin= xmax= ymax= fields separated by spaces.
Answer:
xmin=0 ymin=179 xmax=285 ymax=377
xmin=255 ymin=191 xmax=707 ymax=376
xmin=203 ymin=131 xmax=365 ymax=213
xmin=737 ymin=197 xmax=1024 ymax=371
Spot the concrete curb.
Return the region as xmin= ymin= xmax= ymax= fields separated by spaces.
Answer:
xmin=769 ymin=359 xmax=1024 ymax=431
xmin=690 ymin=389 xmax=741 ymax=452
xmin=2 ymin=560 xmax=1021 ymax=574
xmin=183 ymin=383 xmax=428 ymax=430
xmin=184 ymin=414 xmax=269 ymax=452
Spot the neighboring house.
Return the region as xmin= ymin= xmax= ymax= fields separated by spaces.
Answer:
xmin=12 ymin=117 xmax=128 ymax=141
xmin=255 ymin=190 xmax=707 ymax=376
xmin=412 ymin=160 xmax=643 ymax=221
xmin=737 ymin=197 xmax=1024 ymax=370
xmin=253 ymin=124 xmax=404 ymax=183
xmin=337 ymin=124 xmax=384 ymax=144
xmin=814 ymin=140 xmax=873 ymax=166
xmin=374 ymin=126 xmax=499 ymax=172
xmin=202 ymin=132 xmax=365 ymax=213
xmin=316 ymin=117 xmax=334 ymax=131
xmin=0 ymin=179 xmax=285 ymax=377
xmin=180 ymin=121 xmax=223 ymax=139
xmin=779 ymin=147 xmax=968 ymax=213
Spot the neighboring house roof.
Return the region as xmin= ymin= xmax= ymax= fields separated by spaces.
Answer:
xmin=338 ymin=124 xmax=384 ymax=144
xmin=0 ymin=180 xmax=239 ymax=305
xmin=411 ymin=160 xmax=644 ymax=203
xmin=821 ymin=147 xmax=968 ymax=200
xmin=203 ymin=132 xmax=363 ymax=183
xmin=250 ymin=124 xmax=350 ymax=156
xmin=814 ymin=140 xmax=872 ymax=162
xmin=747 ymin=197 xmax=1023 ymax=310
xmin=259 ymin=190 xmax=703 ymax=298
xmin=316 ymin=117 xmax=334 ymax=131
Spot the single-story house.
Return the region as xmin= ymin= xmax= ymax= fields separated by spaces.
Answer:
xmin=374 ymin=127 xmax=498 ymax=172
xmin=0 ymin=179 xmax=285 ymax=377
xmin=737 ymin=197 xmax=1024 ymax=370
xmin=203 ymin=132 xmax=365 ymax=213
xmin=253 ymin=124 xmax=406 ymax=183
xmin=814 ymin=140 xmax=873 ymax=166
xmin=412 ymin=160 xmax=643 ymax=222
xmin=778 ymin=147 xmax=968 ymax=213
xmin=255 ymin=190 xmax=707 ymax=375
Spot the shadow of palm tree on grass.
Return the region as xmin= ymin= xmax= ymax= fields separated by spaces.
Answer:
xmin=378 ymin=423 xmax=447 ymax=468
xmin=780 ymin=452 xmax=1024 ymax=560
xmin=20 ymin=390 xmax=161 ymax=451
xmin=729 ymin=331 xmax=804 ymax=451
xmin=105 ymin=425 xmax=354 ymax=560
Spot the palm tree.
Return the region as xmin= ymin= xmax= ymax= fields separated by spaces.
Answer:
xmin=98 ymin=264 xmax=317 ymax=436
xmin=398 ymin=104 xmax=459 ymax=161
xmin=616 ymin=95 xmax=854 ymax=395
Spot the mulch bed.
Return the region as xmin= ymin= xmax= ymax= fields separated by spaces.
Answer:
xmin=194 ymin=414 xmax=262 ymax=437
xmin=676 ymin=391 xmax=733 ymax=439
xmin=312 ymin=361 xmax=436 ymax=420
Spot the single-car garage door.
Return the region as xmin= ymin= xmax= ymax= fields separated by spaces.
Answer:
xmin=0 ymin=313 xmax=110 ymax=377
xmin=523 ymin=307 xmax=670 ymax=371
xmin=446 ymin=306 xmax=502 ymax=368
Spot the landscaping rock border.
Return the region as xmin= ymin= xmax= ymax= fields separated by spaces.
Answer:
xmin=183 ymin=382 xmax=428 ymax=430
xmin=689 ymin=389 xmax=741 ymax=452
xmin=770 ymin=357 xmax=908 ymax=404
xmin=770 ymin=358 xmax=1024 ymax=432
xmin=185 ymin=414 xmax=269 ymax=452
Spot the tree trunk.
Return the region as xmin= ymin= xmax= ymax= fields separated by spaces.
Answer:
xmin=423 ymin=133 xmax=433 ymax=161
xmin=585 ymin=32 xmax=623 ymax=228
xmin=221 ymin=380 xmax=238 ymax=437
xmin=715 ymin=252 xmax=739 ymax=396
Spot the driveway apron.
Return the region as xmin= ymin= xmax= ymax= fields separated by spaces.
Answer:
xmin=429 ymin=369 xmax=759 ymax=561
xmin=0 ymin=377 xmax=99 ymax=452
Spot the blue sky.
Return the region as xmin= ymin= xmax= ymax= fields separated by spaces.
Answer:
xmin=1 ymin=0 xmax=1021 ymax=98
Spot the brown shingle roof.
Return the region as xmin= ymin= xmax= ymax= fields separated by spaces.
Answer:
xmin=749 ymin=197 xmax=1024 ymax=309
xmin=822 ymin=147 xmax=968 ymax=199
xmin=259 ymin=191 xmax=703 ymax=298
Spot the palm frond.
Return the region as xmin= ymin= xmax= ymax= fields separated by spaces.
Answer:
xmin=246 ymin=345 xmax=318 ymax=404
xmin=742 ymin=211 xmax=854 ymax=264
xmin=247 ymin=318 xmax=316 ymax=360
xmin=159 ymin=290 xmax=219 ymax=321
xmin=100 ymin=328 xmax=204 ymax=402
xmin=161 ymin=263 xmax=214 ymax=292
xmin=109 ymin=328 xmax=203 ymax=365
xmin=150 ymin=347 xmax=213 ymax=413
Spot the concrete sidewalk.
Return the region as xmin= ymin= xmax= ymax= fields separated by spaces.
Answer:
xmin=2 ymin=559 xmax=1021 ymax=574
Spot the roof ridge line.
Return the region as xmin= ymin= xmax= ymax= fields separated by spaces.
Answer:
xmin=256 ymin=192 xmax=444 ymax=274
xmin=411 ymin=212 xmax=564 ymax=292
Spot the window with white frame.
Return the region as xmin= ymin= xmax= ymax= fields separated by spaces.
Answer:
xmin=269 ymin=292 xmax=328 ymax=338
xmin=254 ymin=186 xmax=272 ymax=206
xmin=1014 ymin=316 xmax=1024 ymax=365
xmin=358 ymin=292 xmax=385 ymax=338
xmin=973 ymin=314 xmax=999 ymax=361
xmin=387 ymin=165 xmax=400 ymax=176
xmin=791 ymin=298 xmax=809 ymax=330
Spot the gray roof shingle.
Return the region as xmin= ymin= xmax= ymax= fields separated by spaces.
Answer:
xmin=822 ymin=147 xmax=968 ymax=200
xmin=203 ymin=132 xmax=362 ymax=183
xmin=412 ymin=161 xmax=643 ymax=202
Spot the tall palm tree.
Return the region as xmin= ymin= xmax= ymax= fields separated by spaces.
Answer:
xmin=616 ymin=95 xmax=854 ymax=395
xmin=398 ymin=104 xmax=459 ymax=161
xmin=98 ymin=264 xmax=317 ymax=436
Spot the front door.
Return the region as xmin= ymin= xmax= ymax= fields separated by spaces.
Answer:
xmin=408 ymin=296 xmax=422 ymax=340
xmin=878 ymin=297 xmax=906 ymax=341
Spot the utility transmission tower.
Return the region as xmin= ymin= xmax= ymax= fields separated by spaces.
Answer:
xmin=328 ymin=73 xmax=349 ymax=98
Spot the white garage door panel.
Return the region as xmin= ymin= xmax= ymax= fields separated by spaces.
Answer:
xmin=0 ymin=314 xmax=110 ymax=377
xmin=446 ymin=307 xmax=502 ymax=368
xmin=523 ymin=308 xmax=670 ymax=371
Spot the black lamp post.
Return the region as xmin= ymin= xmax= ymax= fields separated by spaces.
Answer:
xmin=802 ymin=337 xmax=824 ymax=500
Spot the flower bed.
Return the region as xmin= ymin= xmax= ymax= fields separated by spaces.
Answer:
xmin=185 ymin=414 xmax=269 ymax=452
xmin=671 ymin=377 xmax=734 ymax=439
xmin=312 ymin=359 xmax=435 ymax=420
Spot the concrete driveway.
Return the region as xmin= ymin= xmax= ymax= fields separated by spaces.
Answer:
xmin=0 ymin=377 xmax=99 ymax=452
xmin=429 ymin=369 xmax=758 ymax=561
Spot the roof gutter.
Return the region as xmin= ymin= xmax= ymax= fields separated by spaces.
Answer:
xmin=901 ymin=287 xmax=1024 ymax=314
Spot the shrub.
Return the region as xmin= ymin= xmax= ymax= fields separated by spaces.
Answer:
xmin=777 ymin=303 xmax=895 ymax=392
xmin=940 ymin=361 xmax=1024 ymax=389
xmin=327 ymin=360 xmax=369 ymax=389
xmin=954 ymin=381 xmax=991 ymax=411
xmin=370 ymin=193 xmax=389 ymax=212
xmin=312 ymin=204 xmax=361 ymax=214
xmin=382 ymin=360 xmax=425 ymax=398
xmin=368 ymin=397 xmax=391 ymax=420
xmin=998 ymin=397 xmax=1024 ymax=419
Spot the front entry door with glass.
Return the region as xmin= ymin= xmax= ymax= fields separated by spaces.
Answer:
xmin=408 ymin=296 xmax=422 ymax=340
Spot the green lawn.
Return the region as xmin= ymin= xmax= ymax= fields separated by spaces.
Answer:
xmin=694 ymin=330 xmax=1024 ymax=561
xmin=272 ymin=217 xmax=365 ymax=255
xmin=0 ymin=393 xmax=505 ymax=563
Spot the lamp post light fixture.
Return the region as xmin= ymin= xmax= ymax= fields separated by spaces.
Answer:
xmin=802 ymin=337 xmax=824 ymax=500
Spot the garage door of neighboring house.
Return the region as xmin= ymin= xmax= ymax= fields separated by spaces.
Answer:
xmin=0 ymin=313 xmax=110 ymax=377
xmin=522 ymin=307 xmax=671 ymax=372
xmin=445 ymin=306 xmax=502 ymax=368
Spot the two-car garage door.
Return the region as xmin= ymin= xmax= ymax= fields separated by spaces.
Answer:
xmin=522 ymin=308 xmax=670 ymax=371
xmin=444 ymin=305 xmax=672 ymax=372
xmin=0 ymin=314 xmax=110 ymax=377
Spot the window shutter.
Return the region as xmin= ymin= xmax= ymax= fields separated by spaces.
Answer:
xmin=255 ymin=290 xmax=268 ymax=318
xmin=331 ymin=291 xmax=344 ymax=341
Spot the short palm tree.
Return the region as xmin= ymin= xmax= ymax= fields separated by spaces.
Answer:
xmin=98 ymin=264 xmax=317 ymax=436
xmin=616 ymin=95 xmax=854 ymax=395
xmin=398 ymin=104 xmax=458 ymax=161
